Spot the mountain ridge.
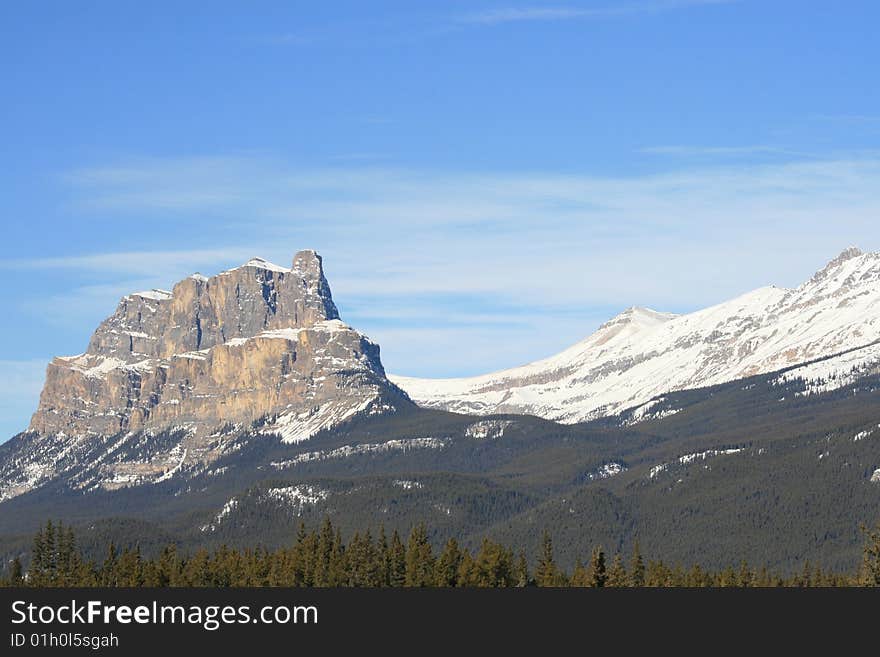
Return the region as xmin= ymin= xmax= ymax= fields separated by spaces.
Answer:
xmin=391 ymin=247 xmax=880 ymax=422
xmin=1 ymin=250 xmax=408 ymax=502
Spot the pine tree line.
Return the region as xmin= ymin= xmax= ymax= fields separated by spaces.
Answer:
xmin=3 ymin=519 xmax=880 ymax=587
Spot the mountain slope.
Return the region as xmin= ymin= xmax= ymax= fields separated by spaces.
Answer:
xmin=0 ymin=250 xmax=409 ymax=502
xmin=1 ymin=350 xmax=879 ymax=572
xmin=391 ymin=247 xmax=880 ymax=422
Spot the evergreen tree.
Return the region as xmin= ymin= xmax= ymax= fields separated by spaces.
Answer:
xmin=101 ymin=543 xmax=118 ymax=587
xmin=534 ymin=531 xmax=563 ymax=587
xmin=405 ymin=524 xmax=435 ymax=587
xmin=473 ymin=538 xmax=514 ymax=587
xmin=328 ymin=529 xmax=347 ymax=587
xmin=860 ymin=521 xmax=880 ymax=586
xmin=570 ymin=559 xmax=589 ymax=587
xmin=157 ymin=544 xmax=180 ymax=587
xmin=376 ymin=526 xmax=390 ymax=587
xmin=687 ymin=563 xmax=708 ymax=587
xmin=314 ymin=517 xmax=335 ymax=587
xmin=435 ymin=538 xmax=462 ymax=587
xmin=588 ymin=546 xmax=607 ymax=587
xmin=514 ymin=550 xmax=530 ymax=587
xmin=10 ymin=557 xmax=24 ymax=585
xmin=629 ymin=541 xmax=646 ymax=587
xmin=606 ymin=553 xmax=627 ymax=587
xmin=456 ymin=549 xmax=476 ymax=587
xmin=387 ymin=530 xmax=406 ymax=587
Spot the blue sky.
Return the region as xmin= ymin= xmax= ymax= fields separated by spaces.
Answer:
xmin=1 ymin=0 xmax=879 ymax=440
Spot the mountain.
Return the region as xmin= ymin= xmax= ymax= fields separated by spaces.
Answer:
xmin=391 ymin=247 xmax=880 ymax=422
xmin=0 ymin=250 xmax=408 ymax=502
xmin=0 ymin=247 xmax=878 ymax=574
xmin=1 ymin=346 xmax=878 ymax=573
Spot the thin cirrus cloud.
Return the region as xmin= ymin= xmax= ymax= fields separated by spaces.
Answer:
xmin=41 ymin=151 xmax=880 ymax=307
xmin=2 ymin=151 xmax=880 ymax=437
xmin=7 ymin=150 xmax=879 ymax=378
xmin=460 ymin=0 xmax=738 ymax=25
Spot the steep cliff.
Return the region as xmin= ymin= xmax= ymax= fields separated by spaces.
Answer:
xmin=0 ymin=251 xmax=406 ymax=501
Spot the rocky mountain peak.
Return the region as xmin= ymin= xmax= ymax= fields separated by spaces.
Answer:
xmin=2 ymin=250 xmax=404 ymax=501
xmin=808 ymin=246 xmax=866 ymax=282
xmin=597 ymin=306 xmax=678 ymax=334
xmin=84 ymin=251 xmax=340 ymax=364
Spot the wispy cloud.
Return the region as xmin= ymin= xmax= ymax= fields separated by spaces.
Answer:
xmin=4 ymin=149 xmax=873 ymax=383
xmin=461 ymin=0 xmax=737 ymax=25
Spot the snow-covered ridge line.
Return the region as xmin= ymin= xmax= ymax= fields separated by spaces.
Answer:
xmin=392 ymin=248 xmax=880 ymax=424
xmin=130 ymin=289 xmax=172 ymax=301
xmin=270 ymin=437 xmax=450 ymax=470
xmin=649 ymin=447 xmax=746 ymax=479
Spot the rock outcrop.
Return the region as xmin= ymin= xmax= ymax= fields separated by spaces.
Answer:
xmin=1 ymin=251 xmax=405 ymax=501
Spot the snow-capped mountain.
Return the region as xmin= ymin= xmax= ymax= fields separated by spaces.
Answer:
xmin=391 ymin=247 xmax=880 ymax=423
xmin=0 ymin=251 xmax=407 ymax=502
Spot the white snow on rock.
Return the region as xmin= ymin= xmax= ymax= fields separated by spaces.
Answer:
xmin=130 ymin=289 xmax=172 ymax=301
xmin=775 ymin=342 xmax=880 ymax=396
xmin=678 ymin=447 xmax=744 ymax=465
xmin=464 ymin=419 xmax=513 ymax=439
xmin=200 ymin=485 xmax=329 ymax=532
xmin=227 ymin=257 xmax=290 ymax=274
xmin=853 ymin=427 xmax=878 ymax=442
xmin=623 ymin=398 xmax=681 ymax=425
xmin=201 ymin=498 xmax=239 ymax=532
xmin=586 ymin=462 xmax=627 ymax=481
xmin=393 ymin=479 xmax=423 ymax=490
xmin=270 ymin=437 xmax=449 ymax=470
xmin=261 ymin=396 xmax=377 ymax=444
xmin=392 ymin=248 xmax=880 ymax=423
xmin=265 ymin=485 xmax=329 ymax=510
xmin=649 ymin=447 xmax=746 ymax=478
xmin=871 ymin=468 xmax=880 ymax=483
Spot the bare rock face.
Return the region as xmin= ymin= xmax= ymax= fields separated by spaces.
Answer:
xmin=84 ymin=251 xmax=339 ymax=363
xmin=1 ymin=251 xmax=404 ymax=501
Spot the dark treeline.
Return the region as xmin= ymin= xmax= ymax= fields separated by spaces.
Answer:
xmin=4 ymin=519 xmax=880 ymax=587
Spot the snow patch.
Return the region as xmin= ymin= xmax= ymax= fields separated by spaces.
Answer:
xmin=392 ymin=250 xmax=880 ymax=424
xmin=853 ymin=427 xmax=878 ymax=442
xmin=270 ymin=437 xmax=449 ymax=470
xmin=776 ymin=342 xmax=880 ymax=396
xmin=586 ymin=462 xmax=627 ymax=481
xmin=624 ymin=398 xmax=681 ymax=425
xmin=464 ymin=419 xmax=513 ymax=439
xmin=130 ymin=289 xmax=172 ymax=301
xmin=393 ymin=479 xmax=423 ymax=490
xmin=261 ymin=396 xmax=377 ymax=444
xmin=265 ymin=485 xmax=329 ymax=510
xmin=650 ymin=447 xmax=746 ymax=478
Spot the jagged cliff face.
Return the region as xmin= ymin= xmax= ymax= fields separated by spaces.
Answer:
xmin=29 ymin=251 xmax=371 ymax=438
xmin=1 ymin=251 xmax=403 ymax=501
